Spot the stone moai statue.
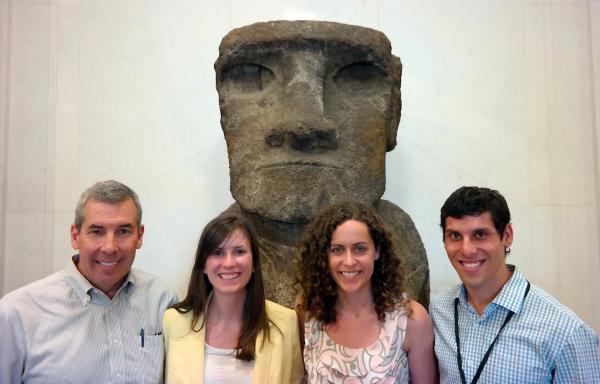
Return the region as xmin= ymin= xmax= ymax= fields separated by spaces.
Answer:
xmin=214 ymin=20 xmax=429 ymax=307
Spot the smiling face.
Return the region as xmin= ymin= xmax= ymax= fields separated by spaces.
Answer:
xmin=204 ymin=229 xmax=254 ymax=298
xmin=443 ymin=212 xmax=513 ymax=300
xmin=327 ymin=219 xmax=379 ymax=298
xmin=70 ymin=198 xmax=144 ymax=299
xmin=215 ymin=21 xmax=402 ymax=223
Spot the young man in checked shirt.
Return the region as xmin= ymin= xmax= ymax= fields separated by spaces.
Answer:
xmin=430 ymin=186 xmax=600 ymax=383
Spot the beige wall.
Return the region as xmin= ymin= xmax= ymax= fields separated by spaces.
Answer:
xmin=1 ymin=0 xmax=599 ymax=333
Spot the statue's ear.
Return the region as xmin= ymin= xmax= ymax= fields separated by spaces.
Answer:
xmin=387 ymin=56 xmax=402 ymax=152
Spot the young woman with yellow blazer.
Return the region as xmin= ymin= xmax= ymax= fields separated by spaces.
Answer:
xmin=162 ymin=215 xmax=304 ymax=383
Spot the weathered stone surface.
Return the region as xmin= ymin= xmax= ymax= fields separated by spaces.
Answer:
xmin=214 ymin=20 xmax=428 ymax=307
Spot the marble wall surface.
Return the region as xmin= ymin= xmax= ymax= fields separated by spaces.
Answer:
xmin=1 ymin=0 xmax=599 ymax=333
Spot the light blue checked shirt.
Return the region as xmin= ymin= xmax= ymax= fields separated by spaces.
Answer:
xmin=431 ymin=265 xmax=600 ymax=383
xmin=0 ymin=256 xmax=177 ymax=384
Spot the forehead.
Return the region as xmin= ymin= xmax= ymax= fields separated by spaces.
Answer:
xmin=444 ymin=212 xmax=495 ymax=232
xmin=219 ymin=228 xmax=250 ymax=247
xmin=82 ymin=199 xmax=137 ymax=225
xmin=215 ymin=20 xmax=395 ymax=70
xmin=331 ymin=219 xmax=372 ymax=241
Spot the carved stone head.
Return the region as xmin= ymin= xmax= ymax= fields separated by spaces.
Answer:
xmin=215 ymin=21 xmax=402 ymax=223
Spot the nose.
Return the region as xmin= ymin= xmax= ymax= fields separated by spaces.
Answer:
xmin=265 ymin=122 xmax=337 ymax=152
xmin=222 ymin=252 xmax=236 ymax=268
xmin=264 ymin=53 xmax=338 ymax=152
xmin=461 ymin=237 xmax=477 ymax=256
xmin=283 ymin=53 xmax=325 ymax=116
xmin=101 ymin=234 xmax=118 ymax=254
xmin=341 ymin=250 xmax=357 ymax=267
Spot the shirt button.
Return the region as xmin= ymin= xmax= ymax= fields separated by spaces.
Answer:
xmin=113 ymin=338 xmax=119 ymax=344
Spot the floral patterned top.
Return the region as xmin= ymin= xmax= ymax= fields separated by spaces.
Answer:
xmin=304 ymin=307 xmax=409 ymax=383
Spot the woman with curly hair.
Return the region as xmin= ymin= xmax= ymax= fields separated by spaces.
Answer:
xmin=295 ymin=203 xmax=437 ymax=383
xmin=163 ymin=214 xmax=304 ymax=383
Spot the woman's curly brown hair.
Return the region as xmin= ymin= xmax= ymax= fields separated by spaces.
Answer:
xmin=294 ymin=202 xmax=411 ymax=325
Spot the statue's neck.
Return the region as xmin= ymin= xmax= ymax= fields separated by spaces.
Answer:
xmin=239 ymin=210 xmax=306 ymax=247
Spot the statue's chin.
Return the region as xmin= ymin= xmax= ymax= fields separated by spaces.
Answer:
xmin=233 ymin=186 xmax=383 ymax=224
xmin=231 ymin=166 xmax=385 ymax=223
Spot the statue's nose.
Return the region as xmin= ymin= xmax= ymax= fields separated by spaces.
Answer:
xmin=282 ymin=53 xmax=326 ymax=118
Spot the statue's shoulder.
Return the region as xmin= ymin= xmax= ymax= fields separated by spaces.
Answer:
xmin=375 ymin=199 xmax=420 ymax=234
xmin=221 ymin=202 xmax=243 ymax=215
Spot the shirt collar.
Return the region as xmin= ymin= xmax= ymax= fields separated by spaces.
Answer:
xmin=64 ymin=255 xmax=135 ymax=306
xmin=456 ymin=264 xmax=529 ymax=314
xmin=491 ymin=265 xmax=528 ymax=314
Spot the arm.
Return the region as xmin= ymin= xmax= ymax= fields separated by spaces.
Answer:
xmin=0 ymin=300 xmax=26 ymax=384
xmin=403 ymin=300 xmax=438 ymax=384
xmin=290 ymin=309 xmax=305 ymax=384
xmin=553 ymin=322 xmax=600 ymax=383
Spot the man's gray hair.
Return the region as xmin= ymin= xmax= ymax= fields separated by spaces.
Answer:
xmin=74 ymin=180 xmax=142 ymax=230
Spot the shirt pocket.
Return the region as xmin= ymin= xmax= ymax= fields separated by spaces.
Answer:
xmin=125 ymin=332 xmax=164 ymax=383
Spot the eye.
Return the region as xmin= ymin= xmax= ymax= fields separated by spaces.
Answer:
xmin=329 ymin=246 xmax=343 ymax=255
xmin=354 ymin=245 xmax=368 ymax=254
xmin=474 ymin=230 xmax=488 ymax=239
xmin=88 ymin=228 xmax=104 ymax=236
xmin=447 ymin=232 xmax=461 ymax=241
xmin=210 ymin=248 xmax=224 ymax=257
xmin=118 ymin=228 xmax=133 ymax=235
xmin=220 ymin=63 xmax=275 ymax=93
xmin=233 ymin=247 xmax=248 ymax=256
xmin=333 ymin=62 xmax=388 ymax=92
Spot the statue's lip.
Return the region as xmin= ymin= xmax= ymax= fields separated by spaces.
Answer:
xmin=260 ymin=161 xmax=340 ymax=170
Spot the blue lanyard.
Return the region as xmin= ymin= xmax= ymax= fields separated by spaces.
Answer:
xmin=454 ymin=281 xmax=531 ymax=384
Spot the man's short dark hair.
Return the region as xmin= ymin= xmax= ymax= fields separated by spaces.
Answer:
xmin=440 ymin=186 xmax=511 ymax=236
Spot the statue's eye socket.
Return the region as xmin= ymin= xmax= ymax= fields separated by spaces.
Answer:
xmin=333 ymin=62 xmax=388 ymax=92
xmin=220 ymin=63 xmax=275 ymax=93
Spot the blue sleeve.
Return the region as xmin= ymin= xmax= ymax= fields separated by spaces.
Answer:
xmin=0 ymin=298 xmax=26 ymax=384
xmin=554 ymin=322 xmax=600 ymax=383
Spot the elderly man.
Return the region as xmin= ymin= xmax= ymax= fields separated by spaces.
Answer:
xmin=431 ymin=186 xmax=600 ymax=383
xmin=215 ymin=20 xmax=429 ymax=307
xmin=0 ymin=180 xmax=177 ymax=383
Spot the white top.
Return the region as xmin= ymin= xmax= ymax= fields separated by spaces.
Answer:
xmin=204 ymin=343 xmax=254 ymax=384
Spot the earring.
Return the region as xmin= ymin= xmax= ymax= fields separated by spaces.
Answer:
xmin=505 ymin=246 xmax=511 ymax=256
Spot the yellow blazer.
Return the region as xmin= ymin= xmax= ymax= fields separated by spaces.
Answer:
xmin=163 ymin=300 xmax=304 ymax=384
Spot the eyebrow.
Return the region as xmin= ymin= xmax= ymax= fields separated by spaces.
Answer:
xmin=87 ymin=223 xmax=134 ymax=229
xmin=217 ymin=42 xmax=388 ymax=72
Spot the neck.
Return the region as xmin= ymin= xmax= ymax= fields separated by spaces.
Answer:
xmin=335 ymin=287 xmax=374 ymax=317
xmin=208 ymin=290 xmax=247 ymax=324
xmin=240 ymin=209 xmax=305 ymax=247
xmin=466 ymin=265 xmax=512 ymax=315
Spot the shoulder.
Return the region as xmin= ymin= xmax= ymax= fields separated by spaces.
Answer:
xmin=163 ymin=307 xmax=193 ymax=326
xmin=265 ymin=300 xmax=298 ymax=328
xmin=404 ymin=300 xmax=433 ymax=337
xmin=130 ymin=268 xmax=178 ymax=303
xmin=162 ymin=307 xmax=197 ymax=339
xmin=0 ymin=271 xmax=66 ymax=313
xmin=525 ymin=284 xmax=594 ymax=335
xmin=430 ymin=285 xmax=461 ymax=311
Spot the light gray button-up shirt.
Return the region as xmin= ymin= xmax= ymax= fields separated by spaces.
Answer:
xmin=0 ymin=256 xmax=177 ymax=383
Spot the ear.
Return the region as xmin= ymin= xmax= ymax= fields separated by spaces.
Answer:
xmin=70 ymin=224 xmax=80 ymax=250
xmin=386 ymin=56 xmax=402 ymax=152
xmin=374 ymin=248 xmax=380 ymax=261
xmin=502 ymin=223 xmax=513 ymax=248
xmin=136 ymin=224 xmax=145 ymax=249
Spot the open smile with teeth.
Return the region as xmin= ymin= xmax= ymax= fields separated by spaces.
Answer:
xmin=339 ymin=271 xmax=361 ymax=277
xmin=97 ymin=260 xmax=118 ymax=267
xmin=461 ymin=260 xmax=484 ymax=269
xmin=219 ymin=273 xmax=241 ymax=280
